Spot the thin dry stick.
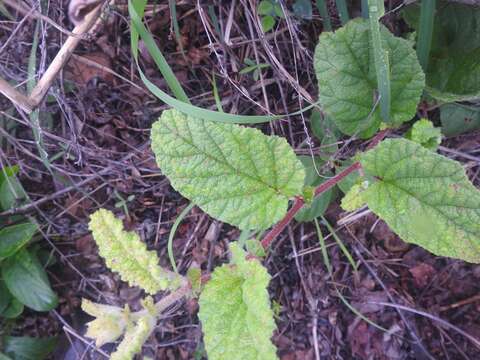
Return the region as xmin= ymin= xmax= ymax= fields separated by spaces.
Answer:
xmin=29 ymin=3 xmax=104 ymax=106
xmin=3 ymin=0 xmax=83 ymax=37
xmin=0 ymin=77 xmax=35 ymax=113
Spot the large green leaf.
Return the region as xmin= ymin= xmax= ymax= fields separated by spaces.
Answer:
xmin=0 ymin=223 xmax=37 ymax=260
xmin=440 ymin=103 xmax=480 ymax=137
xmin=2 ymin=249 xmax=58 ymax=311
xmin=2 ymin=336 xmax=57 ymax=360
xmin=314 ymin=19 xmax=424 ymax=138
xmin=198 ymin=243 xmax=277 ymax=360
xmin=0 ymin=280 xmax=11 ymax=314
xmin=151 ymin=109 xmax=305 ymax=230
xmin=403 ymin=1 xmax=480 ymax=101
xmin=358 ymin=138 xmax=480 ymax=262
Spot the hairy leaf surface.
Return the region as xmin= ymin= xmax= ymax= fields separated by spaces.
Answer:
xmin=359 ymin=139 xmax=480 ymax=262
xmin=314 ymin=19 xmax=424 ymax=137
xmin=89 ymin=209 xmax=184 ymax=294
xmin=403 ymin=1 xmax=480 ymax=101
xmin=198 ymin=243 xmax=277 ymax=360
xmin=151 ymin=109 xmax=305 ymax=230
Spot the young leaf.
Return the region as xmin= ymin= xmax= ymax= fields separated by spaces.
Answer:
xmin=110 ymin=315 xmax=155 ymax=360
xmin=294 ymin=156 xmax=334 ymax=222
xmin=403 ymin=1 xmax=480 ymax=101
xmin=151 ymin=109 xmax=305 ymax=230
xmin=261 ymin=15 xmax=275 ymax=32
xmin=358 ymin=138 xmax=480 ymax=263
xmin=198 ymin=243 xmax=277 ymax=360
xmin=1 ymin=336 xmax=57 ymax=360
xmin=82 ymin=299 xmax=129 ymax=347
xmin=0 ymin=222 xmax=37 ymax=260
xmin=2 ymin=249 xmax=58 ymax=312
xmin=440 ymin=103 xmax=480 ymax=137
xmin=314 ymin=19 xmax=424 ymax=138
xmin=89 ymin=209 xmax=185 ymax=294
xmin=406 ymin=118 xmax=441 ymax=151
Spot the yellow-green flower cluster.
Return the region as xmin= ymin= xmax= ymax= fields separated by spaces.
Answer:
xmin=89 ymin=209 xmax=184 ymax=294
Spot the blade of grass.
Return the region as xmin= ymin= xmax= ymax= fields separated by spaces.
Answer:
xmin=168 ymin=202 xmax=194 ymax=273
xmin=128 ymin=0 xmax=319 ymax=124
xmin=211 ymin=72 xmax=224 ymax=113
xmin=168 ymin=0 xmax=186 ymax=61
xmin=28 ymin=20 xmax=52 ymax=173
xmin=416 ymin=0 xmax=436 ymax=71
xmin=316 ymin=0 xmax=332 ymax=31
xmin=130 ymin=0 xmax=189 ymax=103
xmin=335 ymin=287 xmax=389 ymax=332
xmin=321 ymin=216 xmax=358 ymax=273
xmin=314 ymin=218 xmax=332 ymax=275
xmin=335 ymin=0 xmax=349 ymax=25
xmin=368 ymin=0 xmax=391 ymax=123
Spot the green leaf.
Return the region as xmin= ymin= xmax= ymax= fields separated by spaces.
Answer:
xmin=258 ymin=1 xmax=274 ymax=16
xmin=261 ymin=15 xmax=275 ymax=32
xmin=406 ymin=118 xmax=441 ymax=150
xmin=198 ymin=243 xmax=277 ymax=360
xmin=294 ymin=156 xmax=333 ymax=222
xmin=0 ymin=165 xmax=19 ymax=186
xmin=440 ymin=103 xmax=480 ymax=137
xmin=314 ymin=19 xmax=425 ymax=138
xmin=2 ymin=336 xmax=57 ymax=360
xmin=0 ymin=175 xmax=26 ymax=211
xmin=0 ymin=223 xmax=37 ymax=260
xmin=1 ymin=298 xmax=24 ymax=319
xmin=310 ymin=110 xmax=340 ymax=160
xmin=2 ymin=249 xmax=58 ymax=311
xmin=0 ymin=279 xmax=12 ymax=314
xmin=358 ymin=138 xmax=480 ymax=262
xmin=151 ymin=109 xmax=305 ymax=230
xmin=403 ymin=1 xmax=480 ymax=101
xmin=89 ymin=209 xmax=185 ymax=294
xmin=0 ymin=353 xmax=12 ymax=360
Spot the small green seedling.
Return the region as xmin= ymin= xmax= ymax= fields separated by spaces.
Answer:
xmin=257 ymin=0 xmax=285 ymax=32
xmin=239 ymin=58 xmax=271 ymax=81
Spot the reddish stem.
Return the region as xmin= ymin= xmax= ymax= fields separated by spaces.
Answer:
xmin=260 ymin=162 xmax=361 ymax=249
xmin=260 ymin=129 xmax=390 ymax=250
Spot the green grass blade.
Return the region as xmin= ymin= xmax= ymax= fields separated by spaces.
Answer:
xmin=321 ymin=216 xmax=358 ymax=273
xmin=416 ymin=0 xmax=436 ymax=71
xmin=130 ymin=0 xmax=189 ymax=103
xmin=168 ymin=0 xmax=187 ymax=61
xmin=335 ymin=0 xmax=349 ymax=25
xmin=168 ymin=202 xmax=194 ymax=273
xmin=211 ymin=72 xmax=224 ymax=112
xmin=129 ymin=0 xmax=319 ymax=124
xmin=368 ymin=0 xmax=391 ymax=123
xmin=314 ymin=218 xmax=332 ymax=275
xmin=28 ymin=21 xmax=51 ymax=173
xmin=316 ymin=0 xmax=332 ymax=31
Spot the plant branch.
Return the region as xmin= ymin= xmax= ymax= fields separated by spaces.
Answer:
xmin=260 ymin=129 xmax=390 ymax=250
xmin=261 ymin=162 xmax=361 ymax=249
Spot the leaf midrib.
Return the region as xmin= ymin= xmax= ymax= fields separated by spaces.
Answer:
xmin=160 ymin=119 xmax=289 ymax=198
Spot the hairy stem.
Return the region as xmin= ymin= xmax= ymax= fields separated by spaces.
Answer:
xmin=131 ymin=283 xmax=192 ymax=321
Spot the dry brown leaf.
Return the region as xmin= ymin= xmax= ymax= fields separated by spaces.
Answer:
xmin=65 ymin=52 xmax=113 ymax=86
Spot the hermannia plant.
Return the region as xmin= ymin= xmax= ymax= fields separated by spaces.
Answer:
xmin=81 ymin=3 xmax=480 ymax=359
